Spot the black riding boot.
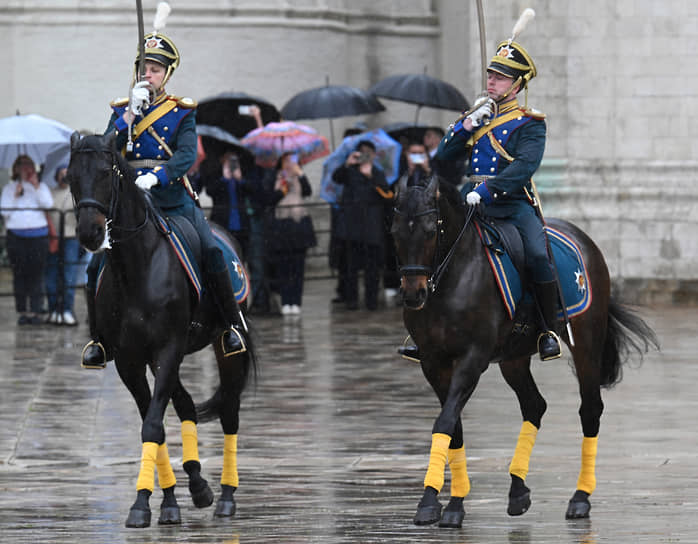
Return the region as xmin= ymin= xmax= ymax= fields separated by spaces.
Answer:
xmin=208 ymin=266 xmax=247 ymax=357
xmin=534 ymin=280 xmax=562 ymax=361
xmin=81 ymin=285 xmax=107 ymax=369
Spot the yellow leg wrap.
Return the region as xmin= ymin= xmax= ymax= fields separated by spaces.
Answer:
xmin=136 ymin=442 xmax=159 ymax=492
xmin=221 ymin=434 xmax=239 ymax=487
xmin=156 ymin=443 xmax=177 ymax=489
xmin=423 ymin=433 xmax=451 ymax=492
xmin=509 ymin=421 xmax=539 ymax=480
xmin=576 ymin=435 xmax=598 ymax=494
xmin=447 ymin=446 xmax=470 ymax=498
xmin=181 ymin=420 xmax=199 ymax=464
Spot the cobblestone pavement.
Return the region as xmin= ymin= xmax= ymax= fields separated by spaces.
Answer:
xmin=0 ymin=280 xmax=695 ymax=543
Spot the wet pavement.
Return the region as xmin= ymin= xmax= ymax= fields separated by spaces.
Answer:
xmin=0 ymin=279 xmax=695 ymax=543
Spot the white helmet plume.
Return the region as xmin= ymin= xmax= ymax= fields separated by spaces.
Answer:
xmin=508 ymin=8 xmax=535 ymax=44
xmin=152 ymin=2 xmax=171 ymax=36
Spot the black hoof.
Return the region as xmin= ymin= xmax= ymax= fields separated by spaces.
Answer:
xmin=565 ymin=490 xmax=591 ymax=519
xmin=190 ymin=482 xmax=214 ymax=508
xmin=214 ymin=498 xmax=236 ymax=518
xmin=158 ymin=505 xmax=181 ymax=525
xmin=125 ymin=507 xmax=151 ymax=528
xmin=414 ymin=502 xmax=442 ymax=526
xmin=508 ymin=490 xmax=531 ymax=516
xmin=438 ymin=508 xmax=464 ymax=528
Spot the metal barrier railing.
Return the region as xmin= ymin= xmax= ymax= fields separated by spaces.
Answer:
xmin=0 ymin=200 xmax=394 ymax=301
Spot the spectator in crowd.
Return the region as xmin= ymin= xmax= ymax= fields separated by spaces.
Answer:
xmin=405 ymin=139 xmax=432 ymax=183
xmin=0 ymin=155 xmax=53 ymax=325
xmin=44 ymin=164 xmax=79 ymax=326
xmin=424 ymin=126 xmax=465 ymax=185
xmin=329 ymin=127 xmax=364 ymax=305
xmin=204 ymin=151 xmax=251 ymax=256
xmin=266 ymin=152 xmax=316 ymax=315
xmin=332 ymin=140 xmax=394 ymax=311
xmin=383 ymin=140 xmax=433 ymax=305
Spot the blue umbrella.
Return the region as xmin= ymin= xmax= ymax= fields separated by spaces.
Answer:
xmin=320 ymin=128 xmax=401 ymax=204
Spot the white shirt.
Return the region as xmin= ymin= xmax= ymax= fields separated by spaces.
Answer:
xmin=0 ymin=180 xmax=53 ymax=231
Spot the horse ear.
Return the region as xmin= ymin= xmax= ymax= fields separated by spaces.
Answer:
xmin=106 ymin=131 xmax=117 ymax=149
xmin=395 ymin=173 xmax=408 ymax=199
xmin=426 ymin=173 xmax=439 ymax=197
xmin=70 ymin=131 xmax=81 ymax=149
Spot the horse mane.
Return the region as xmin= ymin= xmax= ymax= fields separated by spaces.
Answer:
xmin=73 ymin=133 xmax=136 ymax=183
xmin=435 ymin=177 xmax=466 ymax=216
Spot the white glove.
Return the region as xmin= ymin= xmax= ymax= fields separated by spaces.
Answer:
xmin=135 ymin=172 xmax=158 ymax=190
xmin=129 ymin=81 xmax=151 ymax=116
xmin=465 ymin=190 xmax=481 ymax=206
xmin=466 ymin=97 xmax=496 ymax=128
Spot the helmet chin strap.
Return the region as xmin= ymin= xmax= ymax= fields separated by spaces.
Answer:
xmin=495 ymin=75 xmax=523 ymax=103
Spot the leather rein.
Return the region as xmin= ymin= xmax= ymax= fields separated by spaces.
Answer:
xmin=395 ymin=194 xmax=476 ymax=294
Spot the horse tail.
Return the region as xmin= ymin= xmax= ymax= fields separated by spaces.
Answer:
xmin=196 ymin=386 xmax=223 ymax=423
xmin=600 ymin=295 xmax=659 ymax=389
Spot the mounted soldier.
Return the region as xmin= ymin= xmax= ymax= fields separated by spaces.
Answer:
xmin=399 ymin=9 xmax=561 ymax=363
xmin=81 ymin=9 xmax=247 ymax=369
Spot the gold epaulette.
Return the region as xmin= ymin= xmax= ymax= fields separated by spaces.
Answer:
xmin=110 ymin=97 xmax=129 ymax=107
xmin=169 ymin=96 xmax=197 ymax=109
xmin=520 ymin=107 xmax=546 ymax=120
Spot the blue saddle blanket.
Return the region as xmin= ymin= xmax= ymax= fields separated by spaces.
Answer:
xmin=155 ymin=216 xmax=249 ymax=304
xmin=475 ymin=223 xmax=591 ymax=320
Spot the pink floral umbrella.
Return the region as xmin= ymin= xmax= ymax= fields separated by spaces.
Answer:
xmin=240 ymin=121 xmax=330 ymax=168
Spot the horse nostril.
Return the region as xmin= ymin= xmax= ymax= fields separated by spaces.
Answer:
xmin=88 ymin=224 xmax=104 ymax=245
xmin=417 ymin=287 xmax=427 ymax=300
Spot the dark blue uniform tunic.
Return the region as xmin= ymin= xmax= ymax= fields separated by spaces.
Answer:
xmin=436 ymin=102 xmax=553 ymax=282
xmin=106 ymin=94 xmax=220 ymax=268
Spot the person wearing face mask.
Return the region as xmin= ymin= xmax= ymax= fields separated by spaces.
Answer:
xmin=1 ymin=155 xmax=53 ymax=325
xmin=79 ymin=28 xmax=247 ymax=369
xmin=405 ymin=141 xmax=431 ymax=182
xmin=400 ymin=35 xmax=561 ymax=363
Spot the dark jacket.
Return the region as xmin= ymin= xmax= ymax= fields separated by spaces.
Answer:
xmin=332 ymin=164 xmax=393 ymax=247
xmin=263 ymin=170 xmax=316 ymax=252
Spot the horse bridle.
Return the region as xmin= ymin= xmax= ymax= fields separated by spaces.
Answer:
xmin=72 ymin=144 xmax=149 ymax=243
xmin=394 ymin=194 xmax=476 ymax=293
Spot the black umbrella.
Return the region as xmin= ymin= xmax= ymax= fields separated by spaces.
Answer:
xmin=196 ymin=124 xmax=254 ymax=173
xmin=369 ymin=72 xmax=469 ymax=123
xmin=382 ymin=122 xmax=429 ymax=144
xmin=281 ymin=79 xmax=385 ymax=148
xmin=281 ymin=84 xmax=385 ymax=120
xmin=197 ymin=91 xmax=281 ymax=138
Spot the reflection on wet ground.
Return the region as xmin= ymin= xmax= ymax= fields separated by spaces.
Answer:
xmin=0 ymin=280 xmax=695 ymax=543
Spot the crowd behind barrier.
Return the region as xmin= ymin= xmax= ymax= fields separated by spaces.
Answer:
xmin=0 ymin=200 xmax=394 ymax=303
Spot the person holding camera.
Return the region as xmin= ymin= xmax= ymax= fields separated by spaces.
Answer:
xmin=383 ymin=140 xmax=432 ymax=305
xmin=264 ymin=152 xmax=316 ymax=315
xmin=332 ymin=140 xmax=394 ymax=311
xmin=1 ymin=155 xmax=53 ymax=325
xmin=204 ymin=152 xmax=251 ymax=255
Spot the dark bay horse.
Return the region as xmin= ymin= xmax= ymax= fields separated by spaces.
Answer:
xmin=67 ymin=132 xmax=256 ymax=528
xmin=391 ymin=174 xmax=658 ymax=528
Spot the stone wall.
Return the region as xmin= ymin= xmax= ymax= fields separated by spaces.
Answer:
xmin=1 ymin=0 xmax=696 ymax=303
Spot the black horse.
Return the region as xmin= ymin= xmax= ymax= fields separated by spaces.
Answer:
xmin=67 ymin=132 xmax=256 ymax=528
xmin=391 ymin=175 xmax=658 ymax=528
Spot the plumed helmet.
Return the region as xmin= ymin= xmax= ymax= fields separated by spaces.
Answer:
xmin=487 ymin=41 xmax=537 ymax=86
xmin=136 ymin=32 xmax=180 ymax=71
xmin=133 ymin=3 xmax=178 ymax=88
